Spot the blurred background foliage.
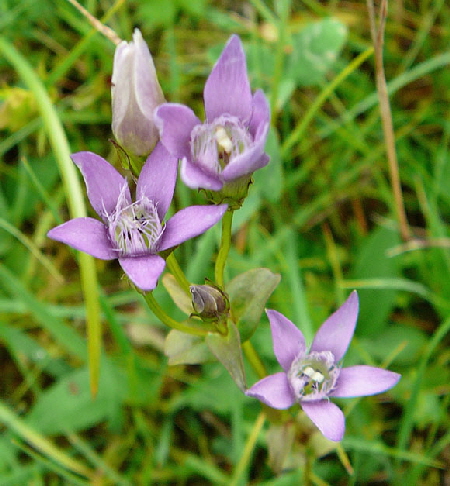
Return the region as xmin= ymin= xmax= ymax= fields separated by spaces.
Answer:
xmin=0 ymin=0 xmax=449 ymax=484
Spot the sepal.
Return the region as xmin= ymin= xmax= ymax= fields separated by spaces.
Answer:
xmin=164 ymin=329 xmax=213 ymax=365
xmin=162 ymin=273 xmax=193 ymax=315
xmin=227 ymin=268 xmax=281 ymax=341
xmin=206 ymin=321 xmax=246 ymax=391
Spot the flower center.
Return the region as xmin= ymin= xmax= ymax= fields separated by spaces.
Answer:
xmin=107 ymin=189 xmax=163 ymax=256
xmin=191 ymin=115 xmax=253 ymax=174
xmin=288 ymin=351 xmax=340 ymax=402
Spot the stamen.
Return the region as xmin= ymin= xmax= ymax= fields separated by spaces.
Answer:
xmin=191 ymin=115 xmax=253 ymax=174
xmin=108 ymin=193 xmax=163 ymax=256
xmin=311 ymin=371 xmax=324 ymax=383
xmin=288 ymin=350 xmax=340 ymax=402
xmin=303 ymin=366 xmax=315 ymax=378
xmin=214 ymin=126 xmax=233 ymax=153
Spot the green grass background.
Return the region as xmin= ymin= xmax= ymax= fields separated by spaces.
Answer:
xmin=1 ymin=0 xmax=449 ymax=484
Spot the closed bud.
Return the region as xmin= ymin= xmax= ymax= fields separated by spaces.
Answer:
xmin=190 ymin=284 xmax=228 ymax=320
xmin=111 ymin=29 xmax=165 ymax=157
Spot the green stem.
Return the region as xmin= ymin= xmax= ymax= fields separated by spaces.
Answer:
xmin=47 ymin=0 xmax=126 ymax=86
xmin=215 ymin=209 xmax=233 ymax=288
xmin=0 ymin=401 xmax=92 ymax=478
xmin=229 ymin=412 xmax=266 ymax=486
xmin=0 ymin=36 xmax=102 ymax=397
xmin=268 ymin=0 xmax=291 ymax=119
xmin=397 ymin=311 xmax=450 ymax=457
xmin=281 ymin=46 xmax=374 ymax=158
xmin=166 ymin=253 xmax=191 ymax=295
xmin=243 ymin=341 xmax=267 ymax=379
xmin=142 ymin=291 xmax=210 ymax=336
xmin=366 ymin=0 xmax=410 ymax=241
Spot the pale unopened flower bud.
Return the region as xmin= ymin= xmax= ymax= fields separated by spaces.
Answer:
xmin=190 ymin=284 xmax=228 ymax=320
xmin=111 ymin=28 xmax=165 ymax=157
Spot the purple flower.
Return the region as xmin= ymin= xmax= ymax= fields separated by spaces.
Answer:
xmin=246 ymin=291 xmax=401 ymax=442
xmin=48 ymin=143 xmax=227 ymax=291
xmin=155 ymin=35 xmax=270 ymax=192
xmin=112 ymin=28 xmax=165 ymax=156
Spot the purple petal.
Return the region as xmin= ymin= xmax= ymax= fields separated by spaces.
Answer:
xmin=221 ymin=129 xmax=270 ymax=182
xmin=266 ymin=309 xmax=306 ymax=372
xmin=204 ymin=35 xmax=252 ymax=122
xmin=155 ymin=103 xmax=200 ymax=159
xmin=136 ymin=142 xmax=177 ymax=220
xmin=301 ymin=400 xmax=345 ymax=442
xmin=331 ymin=366 xmax=401 ymax=398
xmin=158 ymin=204 xmax=227 ymax=251
xmin=311 ymin=291 xmax=359 ymax=361
xmin=71 ymin=152 xmax=130 ymax=218
xmin=133 ymin=29 xmax=165 ymax=119
xmin=180 ymin=158 xmax=223 ymax=190
xmin=118 ymin=254 xmax=166 ymax=291
xmin=47 ymin=218 xmax=116 ymax=260
xmin=248 ymin=89 xmax=270 ymax=139
xmin=246 ymin=372 xmax=296 ymax=409
xmin=220 ymin=90 xmax=270 ymax=182
xmin=111 ymin=41 xmax=132 ymax=126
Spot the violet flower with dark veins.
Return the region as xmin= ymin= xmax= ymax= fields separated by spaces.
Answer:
xmin=246 ymin=291 xmax=401 ymax=442
xmin=48 ymin=143 xmax=227 ymax=291
xmin=155 ymin=35 xmax=270 ymax=199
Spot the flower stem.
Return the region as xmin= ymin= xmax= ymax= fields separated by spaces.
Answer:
xmin=166 ymin=253 xmax=191 ymax=295
xmin=142 ymin=291 xmax=209 ymax=336
xmin=215 ymin=209 xmax=233 ymax=288
xmin=243 ymin=340 xmax=267 ymax=379
xmin=366 ymin=0 xmax=410 ymax=241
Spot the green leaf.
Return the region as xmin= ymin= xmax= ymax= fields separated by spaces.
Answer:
xmin=0 ymin=324 xmax=70 ymax=377
xmin=177 ymin=0 xmax=207 ymax=17
xmin=0 ymin=263 xmax=87 ymax=360
xmin=179 ymin=364 xmax=245 ymax=415
xmin=136 ymin=0 xmax=177 ymax=28
xmin=27 ymin=360 xmax=126 ymax=434
xmin=206 ymin=322 xmax=246 ymax=391
xmin=352 ymin=226 xmax=401 ymax=336
xmin=227 ymin=268 xmax=281 ymax=341
xmin=288 ymin=18 xmax=347 ymax=87
xmin=164 ymin=329 xmax=213 ymax=365
xmin=245 ymin=40 xmax=275 ymax=87
xmin=253 ymin=127 xmax=283 ymax=203
xmin=362 ymin=324 xmax=428 ymax=365
xmin=124 ymin=357 xmax=165 ymax=407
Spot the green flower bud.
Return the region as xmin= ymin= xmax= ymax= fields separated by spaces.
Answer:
xmin=190 ymin=284 xmax=229 ymax=320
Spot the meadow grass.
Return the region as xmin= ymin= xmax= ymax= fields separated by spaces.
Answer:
xmin=0 ymin=0 xmax=449 ymax=484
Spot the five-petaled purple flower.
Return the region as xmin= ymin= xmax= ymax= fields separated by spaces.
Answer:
xmin=246 ymin=291 xmax=401 ymax=442
xmin=155 ymin=35 xmax=270 ymax=193
xmin=48 ymin=143 xmax=227 ymax=291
